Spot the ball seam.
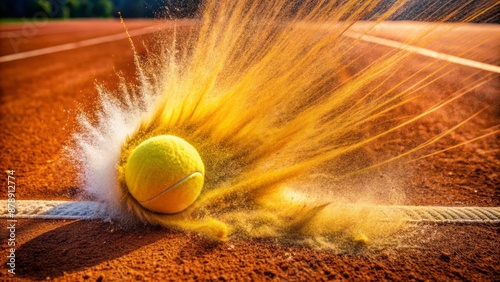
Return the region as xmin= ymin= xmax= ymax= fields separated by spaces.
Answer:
xmin=139 ymin=171 xmax=203 ymax=204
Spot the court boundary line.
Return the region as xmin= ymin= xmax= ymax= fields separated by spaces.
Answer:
xmin=1 ymin=22 xmax=499 ymax=74
xmin=343 ymin=31 xmax=500 ymax=73
xmin=0 ymin=22 xmax=188 ymax=63
xmin=1 ymin=200 xmax=499 ymax=223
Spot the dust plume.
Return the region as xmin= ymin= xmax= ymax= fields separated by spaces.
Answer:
xmin=70 ymin=0 xmax=499 ymax=251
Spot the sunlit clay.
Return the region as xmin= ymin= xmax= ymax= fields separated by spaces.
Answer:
xmin=71 ymin=1 xmax=498 ymax=250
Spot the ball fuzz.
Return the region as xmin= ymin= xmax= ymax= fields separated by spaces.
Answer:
xmin=124 ymin=135 xmax=205 ymax=214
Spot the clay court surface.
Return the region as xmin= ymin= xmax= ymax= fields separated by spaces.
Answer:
xmin=0 ymin=19 xmax=499 ymax=281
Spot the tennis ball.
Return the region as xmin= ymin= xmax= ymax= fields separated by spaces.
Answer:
xmin=124 ymin=135 xmax=204 ymax=214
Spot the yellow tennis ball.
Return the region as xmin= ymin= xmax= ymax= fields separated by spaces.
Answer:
xmin=124 ymin=135 xmax=204 ymax=214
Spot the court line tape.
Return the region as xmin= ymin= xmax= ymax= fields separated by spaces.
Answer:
xmin=0 ymin=22 xmax=192 ymax=63
xmin=0 ymin=200 xmax=499 ymax=223
xmin=2 ymin=22 xmax=499 ymax=74
xmin=343 ymin=31 xmax=500 ymax=73
xmin=0 ymin=200 xmax=110 ymax=220
xmin=294 ymin=21 xmax=500 ymax=74
xmin=0 ymin=26 xmax=155 ymax=63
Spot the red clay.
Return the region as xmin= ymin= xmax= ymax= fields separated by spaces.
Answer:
xmin=0 ymin=20 xmax=498 ymax=281
xmin=0 ymin=19 xmax=160 ymax=55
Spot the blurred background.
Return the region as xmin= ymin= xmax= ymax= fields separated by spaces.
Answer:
xmin=0 ymin=0 xmax=498 ymax=22
xmin=0 ymin=0 xmax=201 ymax=19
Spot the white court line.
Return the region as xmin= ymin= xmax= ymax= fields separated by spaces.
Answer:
xmin=0 ymin=25 xmax=162 ymax=63
xmin=0 ymin=200 xmax=499 ymax=223
xmin=2 ymin=22 xmax=499 ymax=74
xmin=0 ymin=29 xmax=69 ymax=38
xmin=343 ymin=31 xmax=500 ymax=74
